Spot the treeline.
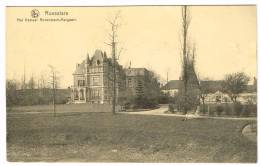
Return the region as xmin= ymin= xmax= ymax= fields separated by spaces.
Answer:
xmin=6 ymin=75 xmax=70 ymax=107
xmin=6 ymin=87 xmax=70 ymax=106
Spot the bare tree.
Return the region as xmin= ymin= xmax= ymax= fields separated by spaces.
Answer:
xmin=21 ymin=74 xmax=27 ymax=90
xmin=199 ymin=79 xmax=214 ymax=105
xmin=105 ymin=11 xmax=122 ymax=114
xmin=28 ymin=74 xmax=35 ymax=90
xmin=38 ymin=72 xmax=48 ymax=89
xmin=21 ymin=57 xmax=27 ymax=90
xmin=48 ymin=65 xmax=59 ymax=117
xmin=27 ymin=74 xmax=36 ymax=105
xmin=222 ymin=72 xmax=250 ymax=102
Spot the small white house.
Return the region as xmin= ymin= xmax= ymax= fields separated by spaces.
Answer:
xmin=203 ymin=91 xmax=257 ymax=104
xmin=203 ymin=91 xmax=232 ymax=104
xmin=161 ymin=80 xmax=181 ymax=97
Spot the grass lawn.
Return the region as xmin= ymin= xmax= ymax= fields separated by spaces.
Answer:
xmin=7 ymin=103 xmax=117 ymax=113
xmin=7 ymin=112 xmax=257 ymax=162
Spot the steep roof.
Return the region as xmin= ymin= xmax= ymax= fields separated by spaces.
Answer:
xmin=161 ymin=80 xmax=222 ymax=91
xmin=124 ymin=68 xmax=148 ymax=76
xmin=161 ymin=80 xmax=182 ymax=90
xmin=73 ymin=61 xmax=85 ymax=75
xmin=73 ymin=49 xmax=122 ymax=75
xmin=92 ymin=49 xmax=104 ymax=59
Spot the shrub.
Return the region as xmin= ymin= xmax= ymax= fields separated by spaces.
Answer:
xmin=248 ymin=100 xmax=257 ymax=116
xmin=168 ymin=104 xmax=175 ymax=113
xmin=249 ymin=104 xmax=257 ymax=116
xmin=208 ymin=105 xmax=215 ymax=116
xmin=197 ymin=103 xmax=256 ymax=117
xmin=209 ymin=110 xmax=214 ymax=116
xmin=175 ymin=91 xmax=200 ymax=114
xmin=124 ymin=102 xmax=131 ymax=109
xmin=216 ymin=104 xmax=224 ymax=116
xmin=124 ymin=96 xmax=159 ymax=109
xmin=242 ymin=101 xmax=256 ymax=117
xmin=200 ymin=104 xmax=207 ymax=115
xmin=224 ymin=103 xmax=232 ymax=116
xmin=157 ymin=95 xmax=170 ymax=104
xmin=241 ymin=105 xmax=251 ymax=117
xmin=234 ymin=102 xmax=243 ymax=117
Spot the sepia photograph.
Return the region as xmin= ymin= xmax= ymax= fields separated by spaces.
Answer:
xmin=5 ymin=4 xmax=257 ymax=163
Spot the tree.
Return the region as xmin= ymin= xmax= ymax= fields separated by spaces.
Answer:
xmin=26 ymin=74 xmax=39 ymax=105
xmin=21 ymin=57 xmax=27 ymax=90
xmin=48 ymin=65 xmax=59 ymax=117
xmin=38 ymin=71 xmax=49 ymax=89
xmin=6 ymin=79 xmax=18 ymax=106
xmin=222 ymin=72 xmax=250 ymax=102
xmin=199 ymin=79 xmax=216 ymax=105
xmin=37 ymin=71 xmax=49 ymax=104
xmin=199 ymin=82 xmax=211 ymax=105
xmin=28 ymin=74 xmax=35 ymax=90
xmin=177 ymin=6 xmax=200 ymax=114
xmin=105 ymin=11 xmax=122 ymax=114
xmin=21 ymin=74 xmax=27 ymax=90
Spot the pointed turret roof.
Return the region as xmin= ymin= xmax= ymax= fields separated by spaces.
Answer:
xmin=73 ymin=61 xmax=85 ymax=75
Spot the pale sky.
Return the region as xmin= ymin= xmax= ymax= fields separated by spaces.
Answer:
xmin=6 ymin=6 xmax=256 ymax=88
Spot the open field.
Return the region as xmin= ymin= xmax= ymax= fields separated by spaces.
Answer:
xmin=7 ymin=103 xmax=120 ymax=113
xmin=7 ymin=110 xmax=257 ymax=162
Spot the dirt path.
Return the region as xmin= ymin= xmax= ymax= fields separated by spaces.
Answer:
xmin=119 ymin=104 xmax=257 ymax=121
xmin=7 ymin=104 xmax=257 ymax=121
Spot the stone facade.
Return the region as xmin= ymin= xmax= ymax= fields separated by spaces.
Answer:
xmin=71 ymin=49 xmax=125 ymax=104
xmin=71 ymin=49 xmax=161 ymax=104
xmin=124 ymin=68 xmax=160 ymax=99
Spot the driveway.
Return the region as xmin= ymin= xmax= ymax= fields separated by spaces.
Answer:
xmin=119 ymin=104 xmax=257 ymax=121
xmin=123 ymin=104 xmax=169 ymax=115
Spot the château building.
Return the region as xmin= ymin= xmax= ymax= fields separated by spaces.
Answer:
xmin=124 ymin=68 xmax=160 ymax=98
xmin=71 ymin=49 xmax=160 ymax=104
xmin=71 ymin=49 xmax=125 ymax=104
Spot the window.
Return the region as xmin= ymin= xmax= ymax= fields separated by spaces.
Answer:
xmin=80 ymin=89 xmax=84 ymax=100
xmin=97 ymin=60 xmax=100 ymax=65
xmin=92 ymin=76 xmax=100 ymax=86
xmin=91 ymin=88 xmax=101 ymax=99
xmin=74 ymin=90 xmax=78 ymax=99
xmin=78 ymin=80 xmax=85 ymax=86
xmin=128 ymin=78 xmax=132 ymax=86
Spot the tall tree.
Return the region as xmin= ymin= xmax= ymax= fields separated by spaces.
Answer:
xmin=178 ymin=6 xmax=200 ymax=113
xmin=48 ymin=65 xmax=59 ymax=117
xmin=181 ymin=6 xmax=190 ymax=112
xmin=21 ymin=57 xmax=27 ymax=90
xmin=105 ymin=11 xmax=122 ymax=114
xmin=27 ymin=74 xmax=36 ymax=105
xmin=222 ymin=72 xmax=250 ymax=102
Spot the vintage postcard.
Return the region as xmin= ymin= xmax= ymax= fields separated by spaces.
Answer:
xmin=5 ymin=5 xmax=257 ymax=163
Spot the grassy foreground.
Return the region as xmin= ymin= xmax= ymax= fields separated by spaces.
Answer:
xmin=7 ymin=103 xmax=116 ymax=113
xmin=7 ymin=112 xmax=256 ymax=162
